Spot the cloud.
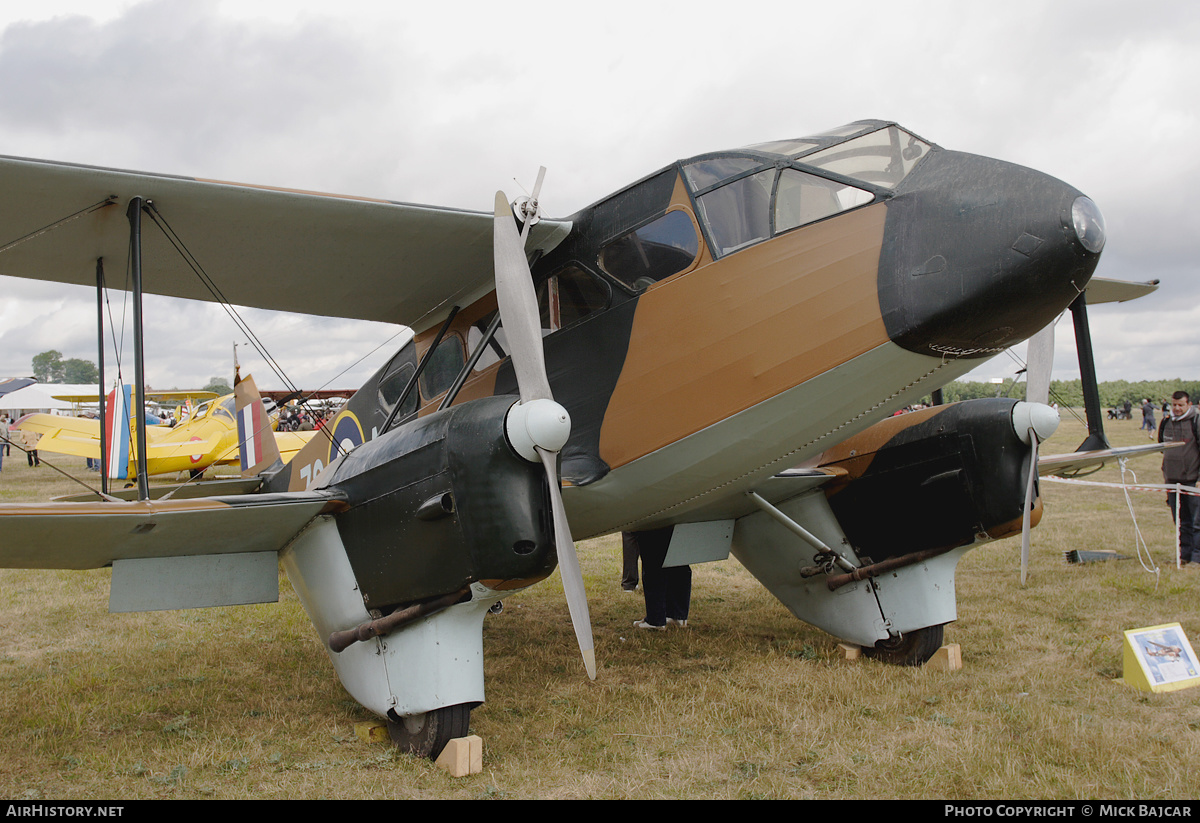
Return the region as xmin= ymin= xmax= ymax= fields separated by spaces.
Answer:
xmin=0 ymin=0 xmax=1195 ymax=391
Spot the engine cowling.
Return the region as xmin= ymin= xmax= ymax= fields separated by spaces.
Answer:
xmin=317 ymin=395 xmax=558 ymax=613
xmin=816 ymin=398 xmax=1038 ymax=561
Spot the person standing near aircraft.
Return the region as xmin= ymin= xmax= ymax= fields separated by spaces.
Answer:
xmin=629 ymin=527 xmax=691 ymax=630
xmin=621 ymin=533 xmax=639 ymax=593
xmin=1158 ymin=391 xmax=1200 ymax=566
xmin=1142 ymin=399 xmax=1156 ymax=436
xmin=20 ymin=427 xmax=39 ymax=467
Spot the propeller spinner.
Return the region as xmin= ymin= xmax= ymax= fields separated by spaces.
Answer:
xmin=493 ymin=179 xmax=597 ymax=680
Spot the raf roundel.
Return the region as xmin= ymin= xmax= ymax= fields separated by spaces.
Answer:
xmin=329 ymin=411 xmax=365 ymax=463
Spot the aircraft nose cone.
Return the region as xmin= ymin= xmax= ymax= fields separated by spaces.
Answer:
xmin=877 ymin=150 xmax=1103 ymax=358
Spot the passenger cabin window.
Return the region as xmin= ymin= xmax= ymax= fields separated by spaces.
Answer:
xmin=418 ymin=335 xmax=465 ymax=399
xmin=465 ymin=267 xmax=608 ymax=373
xmin=537 ymin=265 xmax=609 ymax=331
xmin=598 ymin=211 xmax=699 ymax=290
xmin=377 ymin=361 xmax=418 ymax=421
xmin=468 ymin=315 xmax=508 ymax=372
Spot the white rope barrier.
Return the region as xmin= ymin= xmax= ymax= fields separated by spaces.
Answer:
xmin=1043 ymin=475 xmax=1200 ymax=496
xmin=1043 ymin=468 xmax=1200 ymax=581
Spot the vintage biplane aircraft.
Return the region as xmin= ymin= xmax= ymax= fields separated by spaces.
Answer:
xmin=0 ymin=120 xmax=1138 ymax=757
xmin=13 ymin=387 xmax=315 ymax=477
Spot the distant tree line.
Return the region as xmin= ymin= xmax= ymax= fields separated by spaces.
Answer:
xmin=928 ymin=379 xmax=1200 ymax=409
xmin=29 ymin=351 xmax=234 ymax=397
xmin=31 ymin=350 xmax=98 ymax=384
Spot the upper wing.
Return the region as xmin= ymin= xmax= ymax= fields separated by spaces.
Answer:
xmin=0 ymin=155 xmax=572 ymax=333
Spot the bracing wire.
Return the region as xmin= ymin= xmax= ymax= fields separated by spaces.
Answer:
xmin=1116 ymin=458 xmax=1161 ymax=590
xmin=999 ymin=346 xmax=1088 ymax=428
xmin=0 ymin=198 xmax=115 ymax=257
xmin=141 ymin=204 xmax=297 ymax=393
xmin=139 ymin=202 xmax=361 ymax=461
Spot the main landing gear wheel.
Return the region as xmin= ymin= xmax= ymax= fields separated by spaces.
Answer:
xmin=862 ymin=624 xmax=944 ymax=666
xmin=386 ymin=703 xmax=472 ymax=759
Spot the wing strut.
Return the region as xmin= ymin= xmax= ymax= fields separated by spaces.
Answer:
xmin=95 ymin=258 xmax=109 ymax=496
xmin=439 ymin=311 xmax=502 ymax=411
xmin=128 ymin=197 xmax=150 ymax=501
xmin=380 ymin=306 xmax=460 ymax=436
xmin=1070 ymin=292 xmax=1110 ymax=452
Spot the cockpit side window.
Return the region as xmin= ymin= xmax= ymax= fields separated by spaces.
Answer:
xmin=799 ymin=126 xmax=930 ymax=189
xmin=537 ymin=265 xmax=610 ymax=331
xmin=774 ymin=170 xmax=874 ymax=234
xmin=696 ymin=170 xmax=774 ymax=257
xmin=694 ymin=167 xmax=874 ymax=258
xmin=213 ymin=396 xmax=236 ymax=422
xmin=598 ymin=211 xmax=699 ymax=290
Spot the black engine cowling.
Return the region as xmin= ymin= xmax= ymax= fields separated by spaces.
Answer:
xmin=818 ymin=398 xmax=1036 ymax=561
xmin=318 ymin=395 xmax=558 ymax=613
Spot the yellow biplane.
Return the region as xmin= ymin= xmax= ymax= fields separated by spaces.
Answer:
xmin=14 ymin=390 xmax=315 ymax=477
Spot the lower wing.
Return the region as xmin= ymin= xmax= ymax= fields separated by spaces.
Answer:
xmin=1038 ymin=442 xmax=1178 ymax=477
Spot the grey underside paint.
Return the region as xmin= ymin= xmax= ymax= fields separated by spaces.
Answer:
xmin=564 ymin=342 xmax=985 ymax=538
xmin=731 ymin=486 xmax=968 ymax=646
xmin=109 ymin=551 xmax=279 ymax=612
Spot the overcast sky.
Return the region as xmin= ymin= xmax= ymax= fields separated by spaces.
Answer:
xmin=0 ymin=0 xmax=1195 ymax=392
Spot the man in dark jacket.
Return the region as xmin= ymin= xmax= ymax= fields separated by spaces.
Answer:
xmin=1158 ymin=391 xmax=1200 ymax=565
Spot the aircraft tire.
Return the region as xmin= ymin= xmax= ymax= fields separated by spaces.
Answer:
xmin=862 ymin=624 xmax=944 ymax=666
xmin=386 ymin=702 xmax=472 ymax=759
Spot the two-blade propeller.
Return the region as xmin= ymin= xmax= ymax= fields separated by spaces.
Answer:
xmin=493 ymin=174 xmax=597 ymax=680
xmin=1019 ymin=325 xmax=1058 ymax=585
xmin=1013 ymin=401 xmax=1060 ymax=585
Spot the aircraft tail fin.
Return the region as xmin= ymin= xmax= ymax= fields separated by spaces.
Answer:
xmin=235 ymin=375 xmax=282 ymax=477
xmin=104 ymin=383 xmax=133 ymax=480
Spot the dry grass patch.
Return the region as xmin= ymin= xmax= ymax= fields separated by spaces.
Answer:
xmin=0 ymin=418 xmax=1199 ymax=797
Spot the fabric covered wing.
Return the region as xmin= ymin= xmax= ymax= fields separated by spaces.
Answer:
xmin=0 ymin=155 xmax=571 ymax=333
xmin=0 ymin=492 xmax=339 ymax=569
xmin=1085 ymin=277 xmax=1160 ymax=305
xmin=12 ymin=413 xmax=104 ymax=459
xmin=276 ymin=430 xmax=316 ymax=463
xmin=1038 ymin=442 xmax=1177 ymax=477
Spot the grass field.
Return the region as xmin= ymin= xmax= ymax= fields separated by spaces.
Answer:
xmin=0 ymin=411 xmax=1198 ymax=799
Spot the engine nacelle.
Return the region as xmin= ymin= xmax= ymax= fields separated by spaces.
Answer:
xmin=816 ymin=398 xmax=1039 ymax=561
xmin=317 ymin=395 xmax=557 ymax=613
